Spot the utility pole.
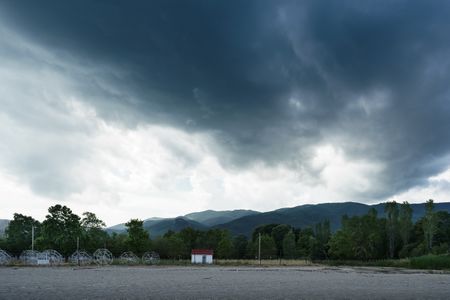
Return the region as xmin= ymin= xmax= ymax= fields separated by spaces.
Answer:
xmin=31 ymin=225 xmax=35 ymax=251
xmin=258 ymin=232 xmax=261 ymax=266
xmin=76 ymin=237 xmax=80 ymax=266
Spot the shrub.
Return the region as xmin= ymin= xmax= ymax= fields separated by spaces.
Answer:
xmin=410 ymin=254 xmax=450 ymax=270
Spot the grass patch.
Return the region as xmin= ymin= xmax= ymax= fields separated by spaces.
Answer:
xmin=319 ymin=259 xmax=410 ymax=268
xmin=410 ymin=254 xmax=450 ymax=270
xmin=214 ymin=259 xmax=313 ymax=266
xmin=320 ymin=254 xmax=450 ymax=270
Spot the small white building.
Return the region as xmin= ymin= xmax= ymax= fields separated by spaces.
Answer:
xmin=191 ymin=249 xmax=213 ymax=264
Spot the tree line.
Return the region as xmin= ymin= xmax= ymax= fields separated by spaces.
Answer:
xmin=1 ymin=200 xmax=449 ymax=260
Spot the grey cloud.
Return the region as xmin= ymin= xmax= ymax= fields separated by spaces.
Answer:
xmin=1 ymin=0 xmax=450 ymax=200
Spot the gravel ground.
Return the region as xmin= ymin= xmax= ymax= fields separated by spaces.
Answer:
xmin=1 ymin=265 xmax=449 ymax=299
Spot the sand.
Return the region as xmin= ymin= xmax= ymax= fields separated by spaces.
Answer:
xmin=1 ymin=265 xmax=449 ymax=299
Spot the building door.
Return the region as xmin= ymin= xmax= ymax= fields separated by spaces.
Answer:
xmin=202 ymin=255 xmax=206 ymax=264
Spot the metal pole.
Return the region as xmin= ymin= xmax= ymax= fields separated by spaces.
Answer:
xmin=31 ymin=225 xmax=35 ymax=251
xmin=258 ymin=232 xmax=261 ymax=265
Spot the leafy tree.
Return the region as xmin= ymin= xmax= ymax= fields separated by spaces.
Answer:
xmin=232 ymin=235 xmax=248 ymax=259
xmin=329 ymin=209 xmax=385 ymax=260
xmin=80 ymin=212 xmax=108 ymax=253
xmin=329 ymin=228 xmax=353 ymax=259
xmin=167 ymin=234 xmax=186 ymax=259
xmin=296 ymin=228 xmax=314 ymax=258
xmin=178 ymin=227 xmax=198 ymax=252
xmin=40 ymin=205 xmax=81 ymax=256
xmin=385 ymin=201 xmax=399 ymax=258
xmin=312 ymin=220 xmax=331 ymax=259
xmin=423 ymin=199 xmax=437 ymax=252
xmin=271 ymin=224 xmax=292 ymax=257
xmin=152 ymin=236 xmax=170 ymax=259
xmin=282 ymin=230 xmax=296 ymax=259
xmin=399 ymin=201 xmax=413 ymax=246
xmin=81 ymin=212 xmax=106 ymax=229
xmin=5 ymin=214 xmax=40 ymax=256
xmin=125 ymin=219 xmax=150 ymax=256
xmin=260 ymin=234 xmax=277 ymax=259
xmin=107 ymin=232 xmax=128 ymax=257
xmin=433 ymin=211 xmax=450 ymax=252
xmin=217 ymin=231 xmax=233 ymax=259
xmin=252 ymin=224 xmax=279 ymax=241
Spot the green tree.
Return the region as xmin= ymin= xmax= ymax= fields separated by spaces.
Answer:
xmin=40 ymin=205 xmax=81 ymax=256
xmin=312 ymin=220 xmax=331 ymax=259
xmin=385 ymin=201 xmax=399 ymax=258
xmin=260 ymin=234 xmax=277 ymax=259
xmin=178 ymin=227 xmax=198 ymax=252
xmin=252 ymin=224 xmax=279 ymax=241
xmin=5 ymin=214 xmax=40 ymax=256
xmin=167 ymin=234 xmax=186 ymax=259
xmin=399 ymin=201 xmax=413 ymax=246
xmin=217 ymin=231 xmax=233 ymax=259
xmin=329 ymin=210 xmax=385 ymax=260
xmin=125 ymin=219 xmax=150 ymax=256
xmin=107 ymin=232 xmax=128 ymax=257
xmin=232 ymin=235 xmax=248 ymax=259
xmin=152 ymin=236 xmax=170 ymax=258
xmin=423 ymin=199 xmax=437 ymax=252
xmin=282 ymin=230 xmax=296 ymax=259
xmin=329 ymin=228 xmax=353 ymax=259
xmin=80 ymin=212 xmax=108 ymax=253
xmin=296 ymin=228 xmax=314 ymax=258
xmin=271 ymin=224 xmax=292 ymax=258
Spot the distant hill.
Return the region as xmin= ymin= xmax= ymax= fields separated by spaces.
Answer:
xmin=107 ymin=217 xmax=207 ymax=237
xmin=215 ymin=202 xmax=371 ymax=236
xmin=106 ymin=209 xmax=259 ymax=236
xmin=215 ymin=202 xmax=450 ymax=237
xmin=184 ymin=209 xmax=260 ymax=226
xmin=105 ymin=202 xmax=450 ymax=238
xmin=144 ymin=217 xmax=207 ymax=237
xmin=0 ymin=219 xmax=9 ymax=237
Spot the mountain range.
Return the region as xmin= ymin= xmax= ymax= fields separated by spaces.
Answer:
xmin=107 ymin=202 xmax=450 ymax=237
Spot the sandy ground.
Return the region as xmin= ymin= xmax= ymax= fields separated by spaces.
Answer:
xmin=1 ymin=266 xmax=450 ymax=299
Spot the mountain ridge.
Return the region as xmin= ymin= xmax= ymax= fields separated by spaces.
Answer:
xmin=105 ymin=202 xmax=450 ymax=237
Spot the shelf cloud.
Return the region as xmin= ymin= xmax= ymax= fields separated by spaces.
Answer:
xmin=1 ymin=0 xmax=450 ymax=224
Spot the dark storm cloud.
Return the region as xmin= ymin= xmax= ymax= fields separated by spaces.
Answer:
xmin=2 ymin=0 xmax=450 ymax=199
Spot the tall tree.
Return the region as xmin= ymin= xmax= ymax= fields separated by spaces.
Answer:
xmin=312 ymin=220 xmax=331 ymax=259
xmin=282 ymin=230 xmax=296 ymax=259
xmin=399 ymin=201 xmax=413 ymax=246
xmin=80 ymin=212 xmax=108 ymax=252
xmin=271 ymin=224 xmax=291 ymax=257
xmin=329 ymin=209 xmax=385 ymax=260
xmin=5 ymin=214 xmax=40 ymax=256
xmin=260 ymin=234 xmax=277 ymax=259
xmin=423 ymin=199 xmax=437 ymax=252
xmin=296 ymin=227 xmax=314 ymax=258
xmin=232 ymin=235 xmax=248 ymax=259
xmin=125 ymin=219 xmax=150 ymax=256
xmin=40 ymin=205 xmax=81 ymax=256
xmin=217 ymin=231 xmax=233 ymax=259
xmin=385 ymin=201 xmax=399 ymax=258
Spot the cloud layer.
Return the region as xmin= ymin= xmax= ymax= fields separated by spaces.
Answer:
xmin=1 ymin=1 xmax=450 ymax=224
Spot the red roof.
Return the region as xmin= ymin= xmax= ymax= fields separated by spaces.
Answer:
xmin=191 ymin=249 xmax=214 ymax=255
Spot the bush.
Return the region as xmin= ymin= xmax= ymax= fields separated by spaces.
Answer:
xmin=410 ymin=254 xmax=450 ymax=270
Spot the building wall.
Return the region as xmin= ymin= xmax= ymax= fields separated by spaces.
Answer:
xmin=191 ymin=254 xmax=213 ymax=264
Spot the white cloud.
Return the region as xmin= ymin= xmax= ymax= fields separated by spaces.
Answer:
xmin=1 ymin=19 xmax=450 ymax=227
xmin=387 ymin=167 xmax=450 ymax=204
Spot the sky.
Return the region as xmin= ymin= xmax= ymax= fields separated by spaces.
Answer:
xmin=1 ymin=0 xmax=450 ymax=226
